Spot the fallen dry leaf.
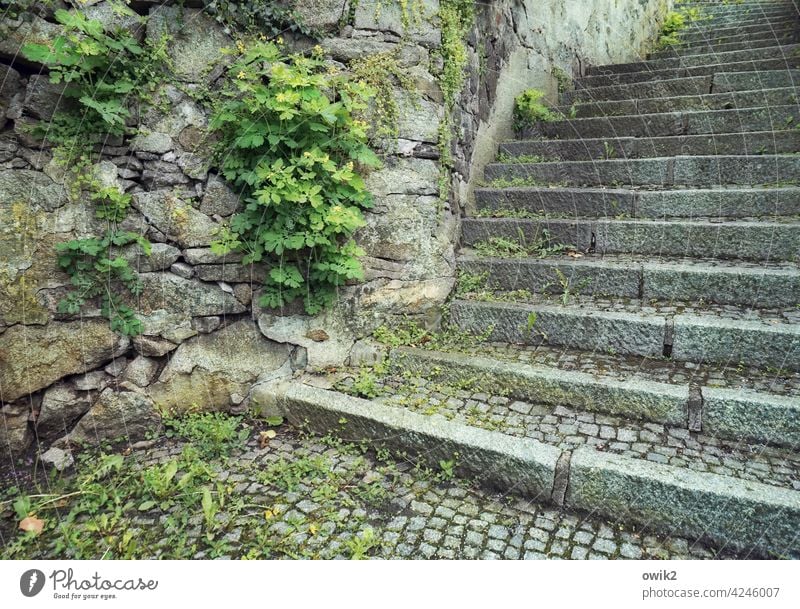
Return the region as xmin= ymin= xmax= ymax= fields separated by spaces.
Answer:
xmin=259 ymin=429 xmax=277 ymax=449
xmin=567 ymin=250 xmax=583 ymax=259
xmin=19 ymin=515 xmax=44 ymax=536
xmin=305 ymin=329 xmax=329 ymax=342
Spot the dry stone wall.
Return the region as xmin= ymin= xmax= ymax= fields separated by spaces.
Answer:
xmin=0 ymin=0 xmax=669 ymax=459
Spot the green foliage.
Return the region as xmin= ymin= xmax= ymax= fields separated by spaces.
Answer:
xmin=350 ymin=367 xmax=381 ymax=399
xmin=455 ymin=269 xmax=489 ymax=295
xmin=436 ymin=0 xmax=475 ymax=198
xmin=346 ymin=526 xmax=380 ymax=560
xmin=350 ymin=50 xmax=416 ymax=142
xmin=165 ymin=412 xmax=249 ymax=460
xmin=205 ymin=0 xmax=316 ymax=38
xmin=21 ymin=7 xmax=165 ymax=138
xmin=55 ymin=230 xmax=150 ymax=337
xmin=513 ymin=89 xmax=557 ymax=130
xmin=551 ymin=66 xmax=571 ymax=94
xmin=473 ymin=229 xmax=573 ymax=259
xmin=209 ymin=42 xmax=381 ymax=315
xmin=372 ymin=319 xmax=494 ymax=351
xmin=657 ymin=7 xmax=707 ymax=48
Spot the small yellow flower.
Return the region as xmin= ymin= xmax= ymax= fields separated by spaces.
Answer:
xmin=312 ymin=44 xmax=323 ymax=56
xmin=259 ymin=33 xmax=267 ymax=41
xmin=277 ymin=36 xmax=284 ymax=45
xmin=237 ymin=70 xmax=246 ymax=79
xmin=236 ymin=40 xmax=246 ymax=53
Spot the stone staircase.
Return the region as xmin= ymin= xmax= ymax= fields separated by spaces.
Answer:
xmin=276 ymin=0 xmax=800 ymax=558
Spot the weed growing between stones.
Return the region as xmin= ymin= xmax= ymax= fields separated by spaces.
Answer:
xmin=0 ymin=412 xmax=442 ymax=560
xmin=513 ymin=89 xmax=558 ymax=131
xmin=495 ymin=152 xmax=554 ymax=164
xmin=473 ymin=230 xmax=574 ymax=259
xmin=656 ymin=5 xmax=709 ymax=49
xmin=372 ymin=319 xmax=494 ymax=351
xmin=209 ymin=41 xmax=381 ymax=314
xmin=350 ymin=50 xmax=418 ymax=145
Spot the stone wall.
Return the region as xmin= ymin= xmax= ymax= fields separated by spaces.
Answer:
xmin=0 ymin=0 xmax=669 ymax=459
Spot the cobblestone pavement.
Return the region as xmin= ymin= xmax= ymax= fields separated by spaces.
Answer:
xmin=1 ymin=424 xmax=747 ymax=560
xmin=336 ymin=374 xmax=800 ymax=492
xmin=128 ymin=429 xmax=748 ymax=560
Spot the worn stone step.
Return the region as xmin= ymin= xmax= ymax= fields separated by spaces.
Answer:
xmin=677 ymin=20 xmax=799 ymax=43
xmin=591 ymin=44 xmax=800 ymax=75
xmin=649 ymin=31 xmax=800 ymax=58
xmin=474 ymin=186 xmax=800 ymax=218
xmin=520 ymin=106 xmax=800 ymax=139
xmin=563 ymin=71 xmax=800 ymax=103
xmin=691 ymin=6 xmax=798 ymax=19
xmin=457 ymin=252 xmax=800 ymax=308
xmin=383 ymin=346 xmax=800 ymax=450
xmin=384 ymin=340 xmax=800 ymax=440
xmin=679 ymin=17 xmax=799 ymax=36
xmin=279 ymin=380 xmax=800 ymax=556
xmin=449 ymin=297 xmax=800 ymax=370
xmin=691 ymin=4 xmax=797 ymax=15
xmin=460 ymin=217 xmax=800 ymax=261
xmin=675 ymin=28 xmax=800 ymax=52
xmin=483 ymin=155 xmax=800 ymax=187
xmin=500 ymin=131 xmax=800 ymax=161
xmin=556 ymin=88 xmax=799 ymax=118
xmin=714 ymin=69 xmax=800 ymax=91
xmin=576 ymin=57 xmax=800 ymax=88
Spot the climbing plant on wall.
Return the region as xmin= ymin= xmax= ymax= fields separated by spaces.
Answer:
xmin=21 ymin=7 xmax=166 ymax=336
xmin=209 ymin=42 xmax=382 ymax=315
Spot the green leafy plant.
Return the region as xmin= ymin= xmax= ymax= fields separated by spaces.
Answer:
xmin=350 ymin=367 xmax=381 ymax=399
xmin=55 ymin=231 xmax=150 ymax=337
xmin=350 ymin=50 xmax=416 ymax=142
xmin=21 ymin=7 xmax=165 ymax=138
xmin=165 ymin=412 xmax=248 ymax=459
xmin=209 ymin=41 xmax=381 ymax=314
xmin=346 ymin=526 xmax=380 ymax=560
xmin=204 ymin=0 xmax=316 ymax=38
xmin=473 ymin=229 xmax=572 ymax=259
xmin=513 ymin=89 xmax=557 ymax=130
xmin=436 ymin=0 xmax=475 ymax=198
xmin=455 ymin=270 xmax=489 ymax=295
xmin=657 ymin=7 xmax=707 ymax=48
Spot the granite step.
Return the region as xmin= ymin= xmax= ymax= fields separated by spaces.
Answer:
xmin=649 ymin=31 xmax=800 ymax=58
xmin=575 ymin=57 xmax=800 ymax=89
xmin=519 ymin=106 xmax=800 ymax=139
xmin=588 ymin=43 xmax=800 ymax=75
xmin=382 ymin=345 xmax=800 ymax=449
xmin=448 ymin=296 xmax=800 ymax=370
xmin=499 ymin=131 xmax=800 ymax=161
xmin=457 ymin=251 xmax=800 ymax=308
xmin=676 ymin=26 xmax=800 ymax=50
xmin=473 ymin=186 xmax=800 ymax=218
xmin=483 ymin=155 xmax=800 ymax=187
xmin=678 ymin=17 xmax=798 ymax=35
xmin=278 ymin=377 xmax=800 ymax=557
xmin=562 ymin=71 xmax=800 ymax=103
xmin=677 ymin=21 xmax=799 ymax=43
xmin=555 ymin=88 xmax=799 ymax=118
xmin=460 ymin=217 xmax=800 ymax=261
